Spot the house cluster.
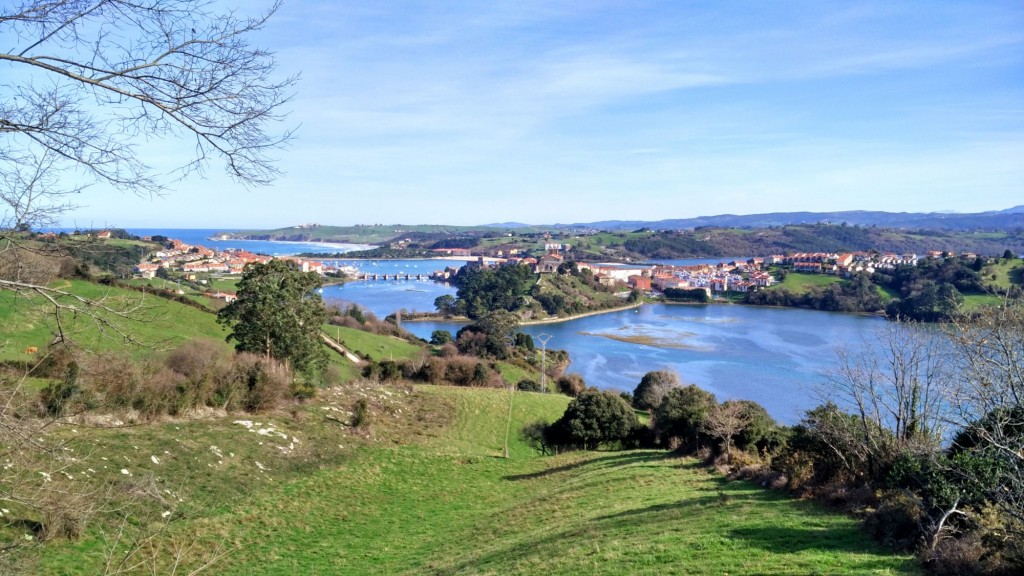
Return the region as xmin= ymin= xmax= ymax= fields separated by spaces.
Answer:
xmin=643 ymin=261 xmax=776 ymax=295
xmin=133 ymin=238 xmax=337 ymax=280
xmin=775 ymin=252 xmax=921 ymax=276
xmin=536 ymin=254 xmax=779 ymax=295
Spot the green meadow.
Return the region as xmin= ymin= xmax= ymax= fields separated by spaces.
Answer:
xmin=0 ymin=279 xmax=227 ymax=361
xmin=33 ymin=386 xmax=919 ymax=575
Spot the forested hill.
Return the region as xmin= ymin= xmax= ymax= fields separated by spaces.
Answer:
xmin=220 ymin=207 xmax=1023 ymax=247
xmin=607 ymin=225 xmax=1024 ymax=259
xmin=565 ymin=206 xmax=1024 ymax=232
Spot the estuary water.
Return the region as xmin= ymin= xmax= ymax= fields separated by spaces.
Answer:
xmin=125 ymin=228 xmax=373 ymax=255
xmin=403 ymin=304 xmax=884 ymax=424
xmin=127 ymin=230 xmax=883 ymax=423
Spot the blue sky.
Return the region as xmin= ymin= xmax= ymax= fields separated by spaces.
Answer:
xmin=64 ymin=1 xmax=1024 ymax=228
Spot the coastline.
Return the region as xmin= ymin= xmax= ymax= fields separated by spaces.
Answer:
xmin=520 ymin=302 xmax=643 ymax=326
xmin=403 ymin=301 xmax=643 ymax=326
xmin=210 ymin=236 xmax=375 ymax=252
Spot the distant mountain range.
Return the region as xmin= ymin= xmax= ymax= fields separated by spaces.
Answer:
xmin=487 ymin=206 xmax=1024 ymax=231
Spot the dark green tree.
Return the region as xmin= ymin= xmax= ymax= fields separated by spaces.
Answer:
xmin=217 ymin=260 xmax=328 ymax=379
xmin=632 ymin=369 xmax=680 ymax=411
xmin=550 ymin=391 xmax=639 ymax=450
xmin=453 ymin=263 xmax=536 ymax=319
xmin=434 ymin=294 xmax=457 ymax=316
xmin=456 ymin=310 xmax=520 ymax=359
xmin=429 ymin=329 xmax=453 ymax=345
xmin=653 ymin=384 xmax=717 ymax=451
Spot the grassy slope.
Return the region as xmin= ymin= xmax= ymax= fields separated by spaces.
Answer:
xmin=769 ymin=272 xmax=842 ymax=293
xmin=323 ymin=324 xmax=425 ymax=362
xmin=35 ymin=387 xmax=917 ymax=575
xmin=0 ymin=279 xmax=227 ymax=360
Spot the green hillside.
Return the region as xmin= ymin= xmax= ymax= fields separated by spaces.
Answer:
xmin=0 ymin=279 xmax=227 ymax=360
xmin=222 ymin=224 xmax=545 ymax=245
xmin=32 ymin=386 xmax=918 ymax=575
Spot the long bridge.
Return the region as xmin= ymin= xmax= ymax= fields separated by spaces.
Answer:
xmin=357 ymin=273 xmax=432 ymax=281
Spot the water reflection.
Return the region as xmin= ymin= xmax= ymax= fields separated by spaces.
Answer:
xmin=403 ymin=304 xmax=885 ymax=424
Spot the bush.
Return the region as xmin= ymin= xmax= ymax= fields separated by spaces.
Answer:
xmin=164 ymin=338 xmax=231 ymax=408
xmin=517 ymin=379 xmax=543 ymax=392
xmin=430 ymin=329 xmax=452 ymax=345
xmin=556 ymin=373 xmax=586 ymax=397
xmin=652 ymin=384 xmax=717 ymax=452
xmin=83 ymin=352 xmax=143 ymax=409
xmin=420 ymin=357 xmax=447 ymax=384
xmin=548 ymin=391 xmax=640 ymax=451
xmin=863 ymin=490 xmax=924 ymax=550
xmin=924 ymin=532 xmax=988 ymax=576
xmin=39 ymin=361 xmax=81 ymax=417
xmin=632 ymin=369 xmax=680 ymax=411
xmin=351 ymin=398 xmax=370 ymax=428
xmin=229 ymin=353 xmax=292 ymax=412
xmin=521 ymin=420 xmax=552 ymax=455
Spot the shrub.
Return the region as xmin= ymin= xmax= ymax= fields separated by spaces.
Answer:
xmin=863 ymin=490 xmax=924 ymax=550
xmin=230 ymin=353 xmax=291 ymax=412
xmin=83 ymin=352 xmax=143 ymax=409
xmin=430 ymin=329 xmax=452 ymax=345
xmin=549 ymin=390 xmax=640 ymax=451
xmin=132 ymin=366 xmax=184 ymax=418
xmin=322 ymin=364 xmax=345 ymax=387
xmin=517 ymin=379 xmax=543 ymax=392
xmin=39 ymin=361 xmax=81 ymax=417
xmin=556 ymin=373 xmax=586 ymax=397
xmin=521 ymin=420 xmax=552 ymax=454
xmin=351 ymin=398 xmax=370 ymax=428
xmin=924 ymin=532 xmax=988 ymax=576
xmin=652 ymin=384 xmax=717 ymax=452
xmin=164 ymin=338 xmax=231 ymax=408
xmin=444 ymin=356 xmax=479 ymax=386
xmin=731 ymin=400 xmax=783 ymax=454
xmin=632 ymin=369 xmax=680 ymax=411
xmin=421 ymin=357 xmax=447 ymax=384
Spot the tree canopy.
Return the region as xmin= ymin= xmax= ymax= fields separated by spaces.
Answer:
xmin=632 ymin=369 xmax=681 ymax=411
xmin=453 ymin=263 xmax=536 ymax=319
xmin=550 ymin=391 xmax=639 ymax=450
xmin=217 ymin=259 xmax=328 ymax=378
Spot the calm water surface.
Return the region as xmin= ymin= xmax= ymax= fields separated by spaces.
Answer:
xmin=126 ymin=228 xmax=372 ymax=255
xmin=404 ymin=304 xmax=885 ymax=424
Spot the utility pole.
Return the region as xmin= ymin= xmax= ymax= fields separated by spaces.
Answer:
xmin=537 ymin=333 xmax=552 ymax=392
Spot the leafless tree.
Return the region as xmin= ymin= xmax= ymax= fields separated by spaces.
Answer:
xmin=821 ymin=319 xmax=951 ymax=477
xmin=1 ymin=0 xmax=296 ymax=195
xmin=1 ymin=0 xmax=296 ymax=298
xmin=703 ymin=400 xmax=749 ymax=461
xmin=945 ymin=302 xmax=1024 ymax=553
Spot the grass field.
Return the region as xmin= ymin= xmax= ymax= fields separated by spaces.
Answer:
xmin=981 ymin=258 xmax=1023 ymax=290
xmin=30 ymin=387 xmax=918 ymax=575
xmin=769 ymin=272 xmax=842 ymax=293
xmin=322 ymin=324 xmax=426 ymax=362
xmin=0 ymin=279 xmax=227 ymax=360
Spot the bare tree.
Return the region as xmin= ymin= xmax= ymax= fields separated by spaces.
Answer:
xmin=1 ymin=0 xmax=296 ymax=298
xmin=945 ymin=303 xmax=1024 ymax=552
xmin=703 ymin=401 xmax=749 ymax=461
xmin=0 ymin=0 xmax=296 ymax=195
xmin=821 ymin=319 xmax=951 ymax=477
